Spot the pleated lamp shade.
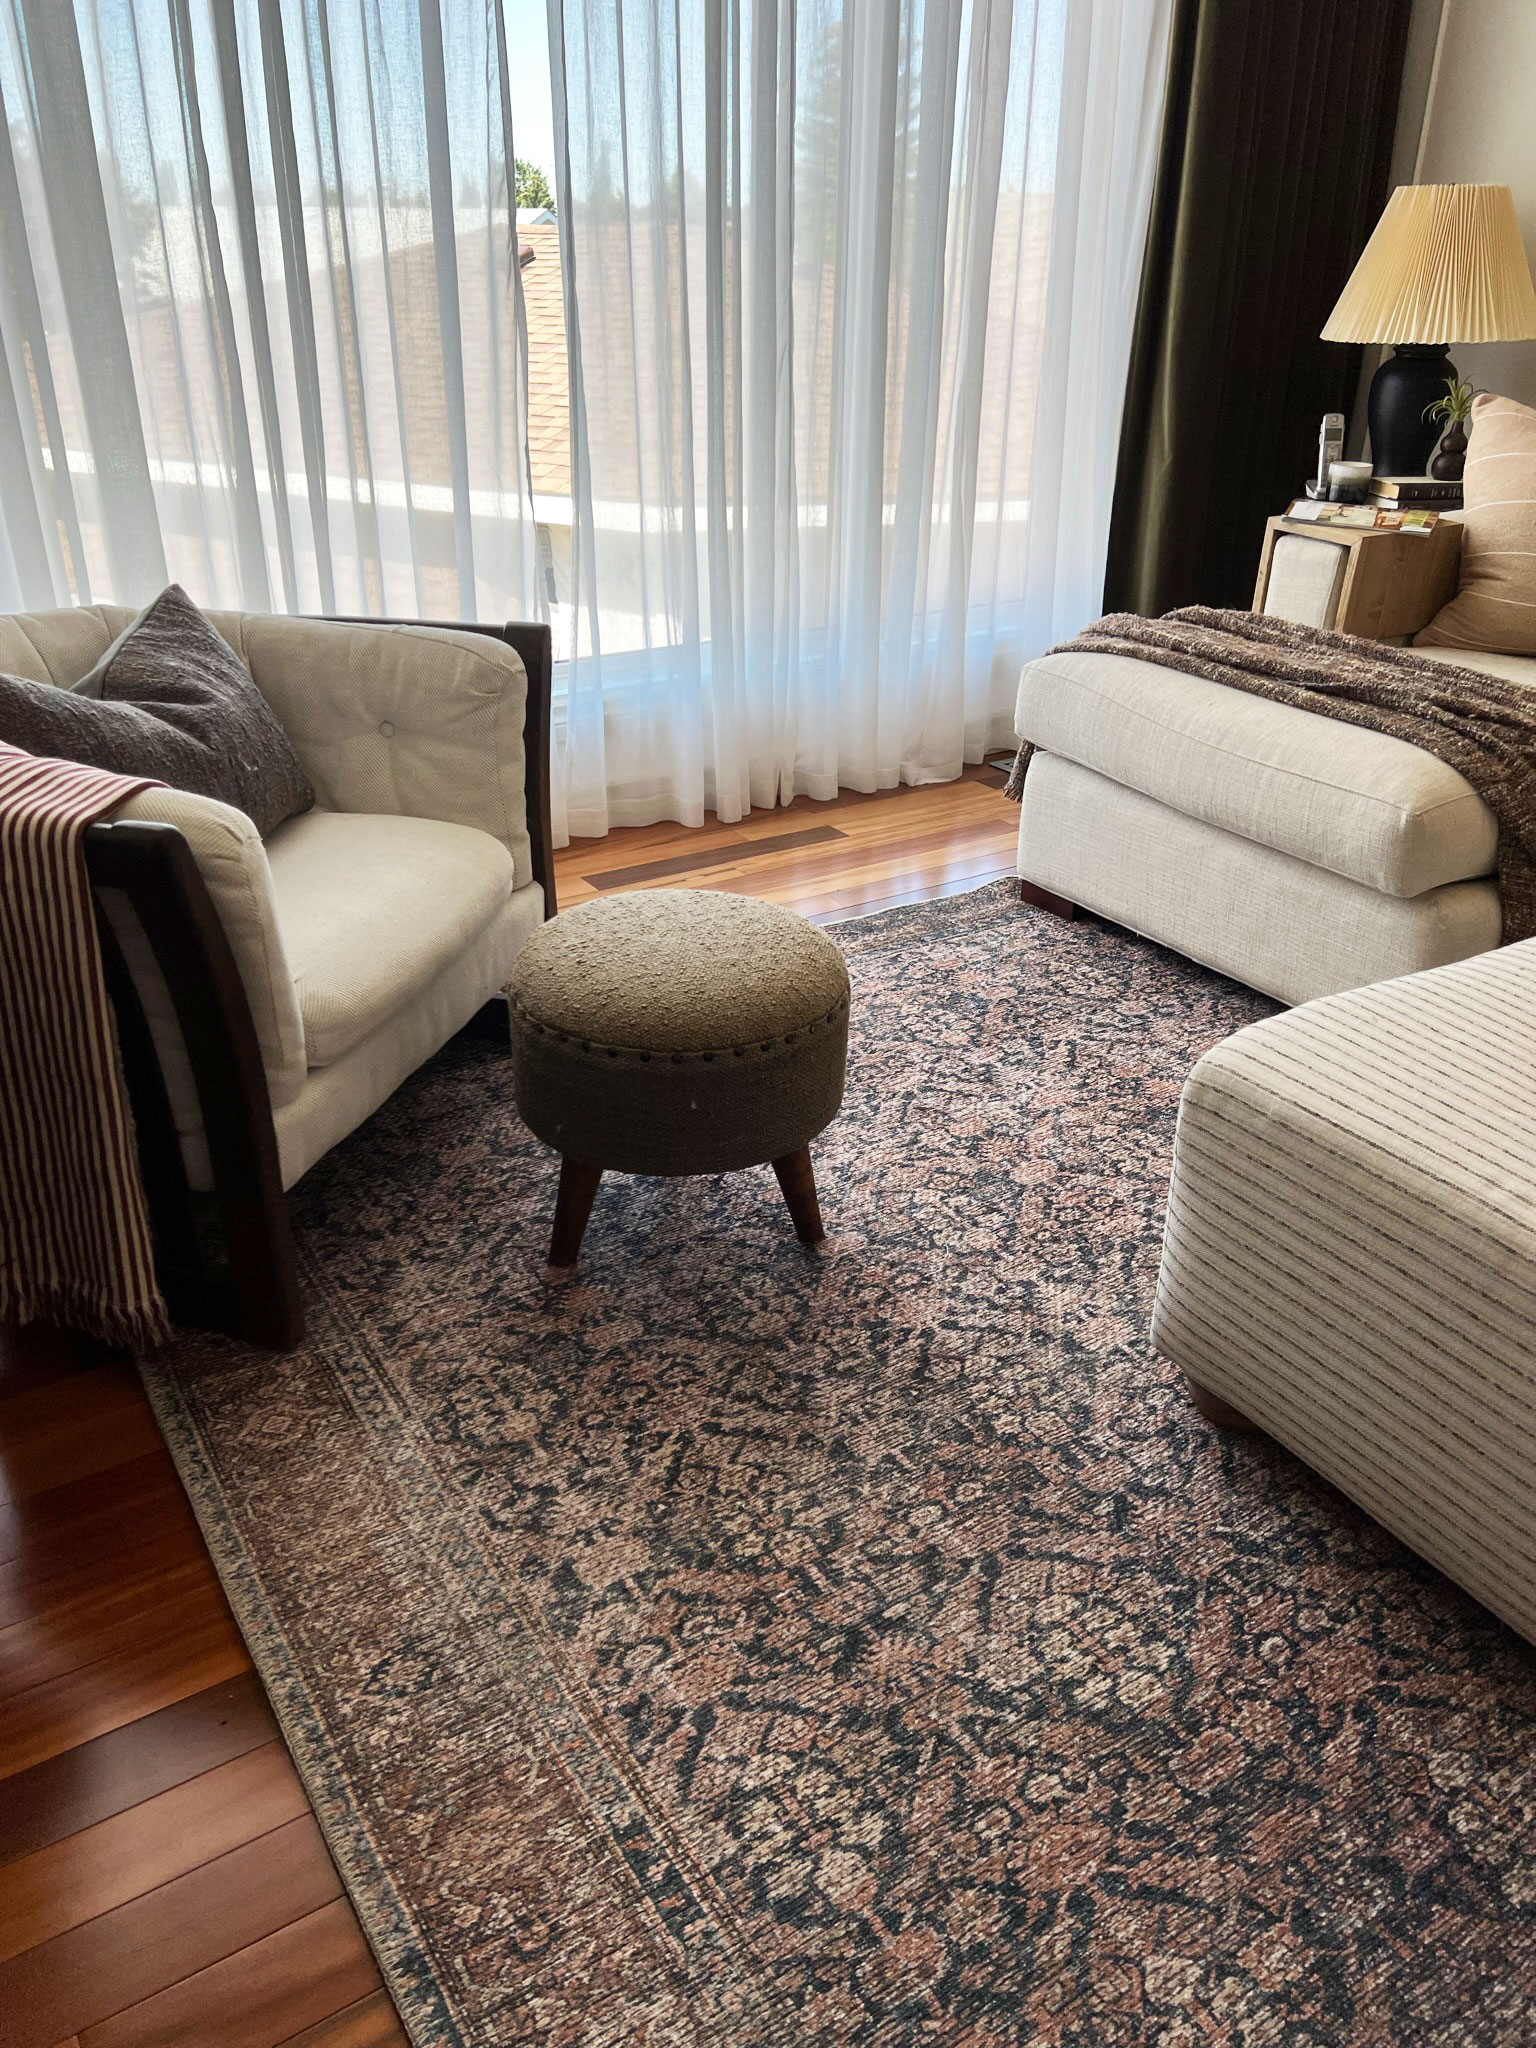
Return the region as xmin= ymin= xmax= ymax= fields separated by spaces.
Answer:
xmin=1323 ymin=184 xmax=1536 ymax=344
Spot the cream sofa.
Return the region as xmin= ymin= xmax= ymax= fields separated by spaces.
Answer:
xmin=1152 ymin=939 xmax=1536 ymax=1645
xmin=1 ymin=605 xmax=551 ymax=1344
xmin=1013 ymin=642 xmax=1536 ymax=1004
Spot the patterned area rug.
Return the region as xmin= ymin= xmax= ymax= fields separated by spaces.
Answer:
xmin=140 ymin=883 xmax=1536 ymax=2048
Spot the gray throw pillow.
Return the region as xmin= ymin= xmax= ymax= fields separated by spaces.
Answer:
xmin=0 ymin=585 xmax=314 ymax=836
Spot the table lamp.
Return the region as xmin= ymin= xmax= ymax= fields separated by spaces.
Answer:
xmin=1322 ymin=183 xmax=1536 ymax=477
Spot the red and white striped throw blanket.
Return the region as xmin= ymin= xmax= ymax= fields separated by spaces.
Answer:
xmin=0 ymin=744 xmax=171 ymax=1347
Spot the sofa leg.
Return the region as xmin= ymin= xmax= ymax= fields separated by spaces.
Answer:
xmin=548 ymin=1158 xmax=603 ymax=1274
xmin=1018 ymin=878 xmax=1076 ymax=920
xmin=1185 ymin=1375 xmax=1259 ymax=1431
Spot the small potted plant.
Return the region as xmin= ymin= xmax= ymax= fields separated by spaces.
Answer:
xmin=1424 ymin=375 xmax=1476 ymax=481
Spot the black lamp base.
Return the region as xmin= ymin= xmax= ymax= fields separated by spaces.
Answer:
xmin=1367 ymin=343 xmax=1455 ymax=478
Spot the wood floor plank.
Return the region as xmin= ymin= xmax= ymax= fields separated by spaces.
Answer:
xmin=0 ymin=1394 xmax=164 ymax=1511
xmin=0 ymin=1674 xmax=277 ymax=1864
xmin=0 ymin=1454 xmax=181 ymax=1572
xmin=0 ymin=1485 xmax=206 ymax=1631
xmin=0 ymin=1327 xmax=104 ymax=1405
xmin=0 ymin=1814 xmax=342 ymax=2048
xmin=78 ymin=1899 xmax=383 ymax=2048
xmin=0 ymin=1602 xmax=249 ymax=1780
xmin=0 ymin=1364 xmax=142 ymax=1440
xmin=0 ymin=1557 xmax=228 ymax=1695
xmin=809 ymin=863 xmax=1017 ymax=926
xmin=274 ymin=1992 xmax=408 ymax=2048
xmin=0 ymin=1741 xmax=308 ymax=1962
xmin=554 ymin=765 xmax=1018 ymax=914
xmin=570 ymin=830 xmax=1013 ymax=908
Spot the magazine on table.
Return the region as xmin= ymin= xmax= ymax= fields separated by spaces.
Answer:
xmin=1286 ymin=500 xmax=1440 ymax=533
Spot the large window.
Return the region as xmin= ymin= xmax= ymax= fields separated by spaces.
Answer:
xmin=0 ymin=0 xmax=1173 ymax=844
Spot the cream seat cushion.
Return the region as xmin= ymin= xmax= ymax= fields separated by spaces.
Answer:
xmin=274 ymin=880 xmax=544 ymax=1190
xmin=264 ymin=810 xmax=516 ymax=1067
xmin=1014 ymin=645 xmax=1536 ymax=897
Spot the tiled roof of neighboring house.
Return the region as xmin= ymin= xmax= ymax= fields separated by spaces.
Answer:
xmin=520 ymin=222 xmax=572 ymax=501
xmin=111 ymin=194 xmax=1043 ymax=566
xmin=512 ymin=191 xmax=1050 ymax=514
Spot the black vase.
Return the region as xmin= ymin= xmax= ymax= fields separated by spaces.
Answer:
xmin=1367 ymin=343 xmax=1456 ymax=478
xmin=1429 ymin=420 xmax=1468 ymax=482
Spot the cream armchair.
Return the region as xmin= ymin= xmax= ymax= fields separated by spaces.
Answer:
xmin=0 ymin=607 xmax=554 ymax=1349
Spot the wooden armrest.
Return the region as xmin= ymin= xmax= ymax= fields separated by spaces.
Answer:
xmin=84 ymin=819 xmax=302 ymax=1350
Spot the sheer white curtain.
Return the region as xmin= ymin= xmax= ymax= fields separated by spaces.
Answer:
xmin=0 ymin=0 xmax=541 ymax=625
xmin=0 ymin=0 xmax=1170 ymax=849
xmin=546 ymin=0 xmax=1172 ymax=841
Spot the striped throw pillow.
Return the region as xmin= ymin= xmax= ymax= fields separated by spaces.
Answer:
xmin=1416 ymin=393 xmax=1536 ymax=656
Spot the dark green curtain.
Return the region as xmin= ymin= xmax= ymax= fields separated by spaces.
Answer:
xmin=1103 ymin=0 xmax=1410 ymax=616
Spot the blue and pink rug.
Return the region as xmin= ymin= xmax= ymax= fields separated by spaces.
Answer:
xmin=142 ymin=884 xmax=1536 ymax=2046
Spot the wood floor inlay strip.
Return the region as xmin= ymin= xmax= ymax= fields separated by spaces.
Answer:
xmin=585 ymin=822 xmax=847 ymax=889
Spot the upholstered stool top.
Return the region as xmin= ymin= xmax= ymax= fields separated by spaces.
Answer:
xmin=508 ymin=889 xmax=851 ymax=1180
xmin=511 ymin=889 xmax=849 ymax=1052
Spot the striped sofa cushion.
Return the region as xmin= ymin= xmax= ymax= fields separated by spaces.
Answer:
xmin=1151 ymin=939 xmax=1536 ymax=1643
xmin=1417 ymin=392 xmax=1536 ymax=656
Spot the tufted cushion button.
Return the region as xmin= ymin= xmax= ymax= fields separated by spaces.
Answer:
xmin=379 ymin=720 xmax=395 ymax=737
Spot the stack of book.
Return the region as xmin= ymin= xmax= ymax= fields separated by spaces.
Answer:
xmin=1286 ymin=499 xmax=1442 ymax=533
xmin=1369 ymin=476 xmax=1463 ymax=511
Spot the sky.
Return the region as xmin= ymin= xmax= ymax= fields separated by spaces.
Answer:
xmin=502 ymin=0 xmax=557 ymax=185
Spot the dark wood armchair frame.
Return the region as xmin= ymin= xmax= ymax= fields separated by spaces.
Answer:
xmin=83 ymin=619 xmax=555 ymax=1354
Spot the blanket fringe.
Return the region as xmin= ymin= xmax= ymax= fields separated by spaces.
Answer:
xmin=0 ymin=1274 xmax=172 ymax=1353
xmin=1004 ymin=742 xmax=1032 ymax=802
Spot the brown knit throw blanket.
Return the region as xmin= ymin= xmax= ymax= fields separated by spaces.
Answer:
xmin=1006 ymin=607 xmax=1536 ymax=943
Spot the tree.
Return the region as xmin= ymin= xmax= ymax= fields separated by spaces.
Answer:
xmin=515 ymin=158 xmax=554 ymax=210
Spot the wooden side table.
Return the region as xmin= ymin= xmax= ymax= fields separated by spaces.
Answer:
xmin=1253 ymin=514 xmax=1463 ymax=641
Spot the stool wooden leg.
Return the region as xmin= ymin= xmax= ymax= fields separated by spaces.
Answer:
xmin=772 ymin=1147 xmax=825 ymax=1245
xmin=548 ymin=1158 xmax=603 ymax=1273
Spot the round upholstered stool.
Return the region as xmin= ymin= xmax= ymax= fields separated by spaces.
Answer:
xmin=508 ymin=890 xmax=851 ymax=1272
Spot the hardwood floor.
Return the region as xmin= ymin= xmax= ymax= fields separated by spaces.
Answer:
xmin=555 ymin=759 xmax=1018 ymax=923
xmin=0 ymin=769 xmax=1019 ymax=2047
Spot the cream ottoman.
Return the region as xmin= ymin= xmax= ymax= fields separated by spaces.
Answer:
xmin=1011 ymin=642 xmax=1536 ymax=1004
xmin=508 ymin=890 xmax=851 ymax=1271
xmin=1152 ymin=939 xmax=1536 ymax=1643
